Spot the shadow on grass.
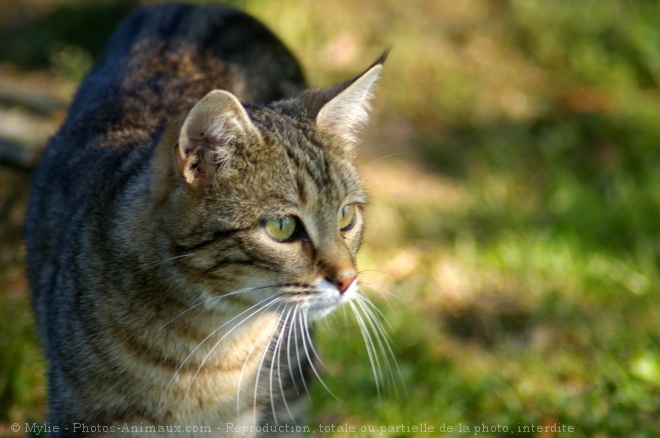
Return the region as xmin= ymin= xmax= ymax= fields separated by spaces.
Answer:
xmin=415 ymin=106 xmax=660 ymax=258
xmin=0 ymin=0 xmax=137 ymax=70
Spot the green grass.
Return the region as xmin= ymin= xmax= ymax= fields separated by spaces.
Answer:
xmin=1 ymin=0 xmax=659 ymax=436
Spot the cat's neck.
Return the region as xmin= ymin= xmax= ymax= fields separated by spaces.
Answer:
xmin=140 ymin=309 xmax=284 ymax=424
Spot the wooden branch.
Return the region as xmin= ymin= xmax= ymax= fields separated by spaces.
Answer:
xmin=0 ymin=83 xmax=66 ymax=117
xmin=0 ymin=139 xmax=41 ymax=172
xmin=0 ymin=85 xmax=65 ymax=172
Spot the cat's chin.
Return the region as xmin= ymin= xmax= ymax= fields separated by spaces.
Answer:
xmin=302 ymin=278 xmax=358 ymax=321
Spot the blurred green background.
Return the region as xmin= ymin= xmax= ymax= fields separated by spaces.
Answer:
xmin=1 ymin=0 xmax=659 ymax=436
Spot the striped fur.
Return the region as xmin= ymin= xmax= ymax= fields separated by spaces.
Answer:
xmin=26 ymin=4 xmax=384 ymax=437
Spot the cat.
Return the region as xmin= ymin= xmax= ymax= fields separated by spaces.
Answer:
xmin=26 ymin=3 xmax=386 ymax=437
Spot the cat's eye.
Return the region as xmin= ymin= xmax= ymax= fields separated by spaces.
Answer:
xmin=264 ymin=216 xmax=298 ymax=242
xmin=338 ymin=204 xmax=357 ymax=231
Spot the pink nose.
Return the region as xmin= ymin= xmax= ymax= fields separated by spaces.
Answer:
xmin=330 ymin=274 xmax=357 ymax=294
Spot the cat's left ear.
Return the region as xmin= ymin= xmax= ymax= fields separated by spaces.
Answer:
xmin=175 ymin=90 xmax=261 ymax=188
xmin=311 ymin=51 xmax=388 ymax=150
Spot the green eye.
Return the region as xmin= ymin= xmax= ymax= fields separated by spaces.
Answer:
xmin=338 ymin=204 xmax=357 ymax=231
xmin=264 ymin=216 xmax=297 ymax=241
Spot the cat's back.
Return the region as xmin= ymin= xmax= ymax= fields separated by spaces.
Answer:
xmin=52 ymin=3 xmax=305 ymax=153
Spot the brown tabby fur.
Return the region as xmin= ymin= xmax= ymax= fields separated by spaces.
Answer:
xmin=26 ymin=3 xmax=385 ymax=437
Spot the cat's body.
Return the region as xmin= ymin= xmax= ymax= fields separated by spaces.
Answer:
xmin=27 ymin=3 xmax=384 ymax=437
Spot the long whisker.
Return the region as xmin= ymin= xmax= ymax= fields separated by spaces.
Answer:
xmin=358 ymin=268 xmax=395 ymax=277
xmin=356 ymin=143 xmax=393 ymax=162
xmin=144 ymin=253 xmax=196 ymax=269
xmin=292 ymin=305 xmax=310 ymax=400
xmin=349 ymin=300 xmax=382 ymax=403
xmin=342 ymin=302 xmax=350 ymax=329
xmin=157 ymin=285 xmax=278 ymax=332
xmin=355 ymin=296 xmax=405 ymax=398
xmin=299 ymin=307 xmax=340 ymax=402
xmin=302 ymin=308 xmax=329 ymax=372
xmin=271 ymin=306 xmax=295 ymax=424
xmin=356 ymin=291 xmax=397 ymax=334
xmin=355 ymin=295 xmax=397 ymax=354
xmin=365 ymin=152 xmax=417 ymax=167
xmin=357 ymin=143 xmax=412 ymax=164
xmin=359 ymin=283 xmax=398 ymax=316
xmin=236 ymin=306 xmax=273 ymax=423
xmin=286 ymin=304 xmax=301 ymax=397
xmin=357 ymin=273 xmax=401 ymax=301
xmin=358 ymin=293 xmax=407 ymax=397
xmin=186 ymin=297 xmax=285 ymax=403
xmin=158 ymin=294 xmax=280 ymax=409
xmin=253 ymin=306 xmax=285 ymax=426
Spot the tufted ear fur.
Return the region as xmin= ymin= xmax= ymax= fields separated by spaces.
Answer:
xmin=311 ymin=51 xmax=387 ymax=149
xmin=175 ymin=90 xmax=261 ymax=188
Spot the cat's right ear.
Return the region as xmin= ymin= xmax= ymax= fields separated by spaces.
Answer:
xmin=304 ymin=51 xmax=388 ymax=153
xmin=173 ymin=90 xmax=261 ymax=188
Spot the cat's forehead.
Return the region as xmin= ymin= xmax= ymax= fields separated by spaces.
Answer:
xmin=247 ymin=109 xmax=358 ymax=182
xmin=267 ymin=123 xmax=361 ymax=198
xmin=215 ymin=112 xmax=364 ymax=217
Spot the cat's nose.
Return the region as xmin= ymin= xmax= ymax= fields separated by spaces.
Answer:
xmin=329 ymin=274 xmax=357 ymax=294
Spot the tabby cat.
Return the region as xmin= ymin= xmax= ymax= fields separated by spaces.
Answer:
xmin=26 ymin=3 xmax=386 ymax=437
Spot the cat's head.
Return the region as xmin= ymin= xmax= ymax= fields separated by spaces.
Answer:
xmin=153 ymin=54 xmax=386 ymax=320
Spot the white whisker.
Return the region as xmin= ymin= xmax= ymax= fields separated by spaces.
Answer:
xmin=357 ymin=143 xmax=408 ymax=164
xmin=302 ymin=308 xmax=329 ymax=372
xmin=349 ymin=300 xmax=382 ymax=403
xmin=236 ymin=308 xmax=271 ymax=424
xmin=157 ymin=294 xmax=281 ymax=411
xmin=271 ymin=306 xmax=295 ymax=423
xmin=342 ymin=303 xmax=350 ymax=330
xmin=355 ymin=296 xmax=405 ymax=398
xmin=356 ymin=143 xmax=389 ymax=161
xmin=286 ymin=304 xmax=302 ymax=397
xmin=357 ymin=275 xmax=401 ymax=301
xmin=144 ymin=253 xmax=195 ymax=269
xmin=356 ymin=291 xmax=397 ymax=334
xmin=186 ymin=297 xmax=285 ymax=403
xmin=299 ymin=308 xmax=340 ymax=402
xmin=253 ymin=305 xmax=285 ymax=426
xmin=365 ymin=152 xmax=417 ymax=167
xmin=292 ymin=305 xmax=310 ymax=400
xmin=157 ymin=285 xmax=277 ymax=332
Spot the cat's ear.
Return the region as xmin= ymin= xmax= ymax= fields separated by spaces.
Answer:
xmin=311 ymin=51 xmax=387 ymax=149
xmin=175 ymin=90 xmax=260 ymax=188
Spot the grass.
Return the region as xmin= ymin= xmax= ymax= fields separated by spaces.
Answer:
xmin=1 ymin=0 xmax=659 ymax=436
